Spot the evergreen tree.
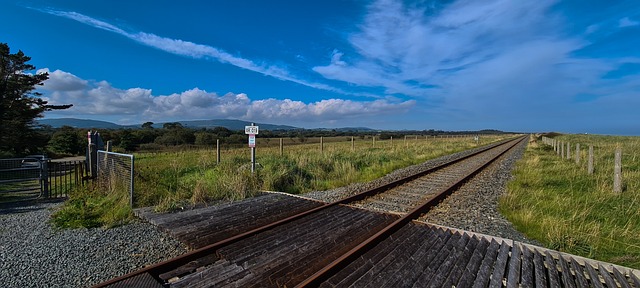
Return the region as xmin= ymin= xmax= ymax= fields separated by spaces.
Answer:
xmin=0 ymin=43 xmax=71 ymax=156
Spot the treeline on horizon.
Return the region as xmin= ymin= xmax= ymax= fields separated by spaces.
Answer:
xmin=6 ymin=121 xmax=509 ymax=158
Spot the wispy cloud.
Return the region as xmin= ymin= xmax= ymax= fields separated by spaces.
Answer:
xmin=619 ymin=17 xmax=639 ymax=28
xmin=38 ymin=8 xmax=358 ymax=96
xmin=313 ymin=0 xmax=639 ymax=130
xmin=39 ymin=69 xmax=414 ymax=125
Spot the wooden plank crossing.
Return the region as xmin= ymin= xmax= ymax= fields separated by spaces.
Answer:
xmin=322 ymin=221 xmax=640 ymax=287
xmin=135 ymin=193 xmax=325 ymax=249
xmin=134 ymin=193 xmax=640 ymax=287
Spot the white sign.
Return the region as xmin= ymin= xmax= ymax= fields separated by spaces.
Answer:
xmin=245 ymin=125 xmax=259 ymax=135
xmin=248 ymin=134 xmax=256 ymax=147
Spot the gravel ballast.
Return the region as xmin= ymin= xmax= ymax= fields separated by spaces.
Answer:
xmin=305 ymin=137 xmax=541 ymax=246
xmin=0 ymin=202 xmax=187 ymax=288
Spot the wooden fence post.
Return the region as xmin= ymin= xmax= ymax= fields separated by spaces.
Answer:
xmin=279 ymin=138 xmax=283 ymax=156
xmin=614 ymin=148 xmax=622 ymax=193
xmin=567 ymin=142 xmax=571 ymax=160
xmin=390 ymin=136 xmax=394 ymax=150
xmin=216 ymin=139 xmax=220 ymax=164
xmin=404 ymin=135 xmax=407 ymax=148
xmin=561 ymin=141 xmax=564 ymax=158
xmin=575 ymin=143 xmax=580 ymax=164
xmin=351 ymin=136 xmax=354 ymax=151
xmin=320 ymin=136 xmax=324 ymax=153
xmin=588 ymin=145 xmax=594 ymax=174
xmin=373 ymin=136 xmax=376 ymax=148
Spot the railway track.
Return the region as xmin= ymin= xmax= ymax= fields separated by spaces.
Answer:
xmin=96 ymin=136 xmax=640 ymax=287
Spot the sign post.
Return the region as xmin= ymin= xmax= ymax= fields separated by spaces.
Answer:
xmin=245 ymin=123 xmax=259 ymax=174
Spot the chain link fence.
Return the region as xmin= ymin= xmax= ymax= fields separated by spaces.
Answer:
xmin=97 ymin=151 xmax=134 ymax=207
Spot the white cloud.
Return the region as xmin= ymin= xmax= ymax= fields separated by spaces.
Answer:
xmin=40 ymin=69 xmax=414 ymax=125
xmin=619 ymin=17 xmax=639 ymax=28
xmin=38 ymin=68 xmax=88 ymax=91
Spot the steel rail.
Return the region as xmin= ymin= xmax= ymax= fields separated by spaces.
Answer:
xmin=94 ymin=136 xmax=524 ymax=288
xmin=295 ymin=135 xmax=527 ymax=287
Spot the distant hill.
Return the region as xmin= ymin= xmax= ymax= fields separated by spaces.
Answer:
xmin=309 ymin=127 xmax=377 ymax=132
xmin=38 ymin=118 xmax=300 ymax=131
xmin=38 ymin=118 xmax=122 ymax=129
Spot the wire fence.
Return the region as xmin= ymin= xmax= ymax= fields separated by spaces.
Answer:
xmin=97 ymin=151 xmax=134 ymax=207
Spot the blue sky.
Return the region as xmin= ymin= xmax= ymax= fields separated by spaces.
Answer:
xmin=2 ymin=0 xmax=639 ymax=134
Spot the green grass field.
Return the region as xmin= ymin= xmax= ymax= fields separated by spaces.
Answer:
xmin=53 ymin=135 xmax=509 ymax=228
xmin=500 ymin=134 xmax=640 ymax=269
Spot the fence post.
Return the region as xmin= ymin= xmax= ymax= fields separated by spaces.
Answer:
xmin=216 ymin=139 xmax=220 ymax=164
xmin=42 ymin=160 xmax=49 ymax=198
xmin=390 ymin=136 xmax=393 ymax=150
xmin=130 ymin=155 xmax=135 ymax=207
xmin=373 ymin=136 xmax=376 ymax=148
xmin=588 ymin=145 xmax=594 ymax=174
xmin=351 ymin=136 xmax=354 ymax=151
xmin=404 ymin=135 xmax=407 ymax=148
xmin=89 ymin=143 xmax=97 ymax=178
xmin=614 ymin=148 xmax=622 ymax=193
xmin=280 ymin=138 xmax=283 ymax=156
xmin=320 ymin=136 xmax=324 ymax=153
xmin=567 ymin=142 xmax=571 ymax=160
xmin=575 ymin=143 xmax=580 ymax=164
xmin=561 ymin=141 xmax=564 ymax=158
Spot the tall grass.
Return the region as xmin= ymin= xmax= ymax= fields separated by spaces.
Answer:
xmin=500 ymin=134 xmax=640 ymax=269
xmin=53 ymin=135 xmax=510 ymax=227
xmin=137 ymin=135 xmax=508 ymax=211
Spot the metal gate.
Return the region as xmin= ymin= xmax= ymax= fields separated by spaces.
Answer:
xmin=0 ymin=156 xmax=87 ymax=203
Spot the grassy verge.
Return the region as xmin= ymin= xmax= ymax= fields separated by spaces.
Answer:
xmin=51 ymin=184 xmax=132 ymax=229
xmin=500 ymin=134 xmax=640 ymax=269
xmin=52 ymin=135 xmax=510 ymax=228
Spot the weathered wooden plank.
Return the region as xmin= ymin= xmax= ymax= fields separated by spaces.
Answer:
xmin=558 ymin=255 xmax=577 ymax=288
xmin=331 ymin=223 xmax=421 ymax=287
xmin=570 ymin=258 xmax=589 ymax=288
xmin=354 ymin=226 xmax=438 ymax=287
xmin=488 ymin=241 xmax=511 ymax=288
xmin=427 ymin=233 xmax=472 ymax=287
xmin=220 ymin=205 xmax=353 ymax=261
xmin=240 ymin=208 xmax=371 ymax=277
xmin=584 ymin=262 xmax=605 ymax=288
xmin=631 ymin=271 xmax=640 ymax=287
xmin=382 ymin=227 xmax=443 ymax=287
xmin=532 ymin=249 xmax=548 ymax=288
xmin=455 ymin=237 xmax=491 ymax=288
xmin=598 ymin=264 xmax=618 ymax=288
xmin=544 ymin=251 xmax=561 ymax=288
xmin=105 ymin=272 xmax=163 ymax=288
xmin=171 ymin=259 xmax=244 ymax=288
xmin=520 ymin=245 xmax=534 ymax=288
xmin=506 ymin=242 xmax=521 ymax=288
xmin=440 ymin=235 xmax=480 ymax=288
xmin=470 ymin=239 xmax=500 ymax=288
xmin=279 ymin=212 xmax=398 ymax=286
xmin=611 ymin=266 xmax=631 ymax=288
xmin=362 ymin=226 xmax=431 ymax=287
xmin=412 ymin=232 xmax=463 ymax=287
xmin=157 ymin=253 xmax=219 ymax=282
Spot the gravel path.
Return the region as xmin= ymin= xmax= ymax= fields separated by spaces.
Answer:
xmin=0 ymin=202 xmax=187 ymax=288
xmin=304 ymin=137 xmax=541 ymax=246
